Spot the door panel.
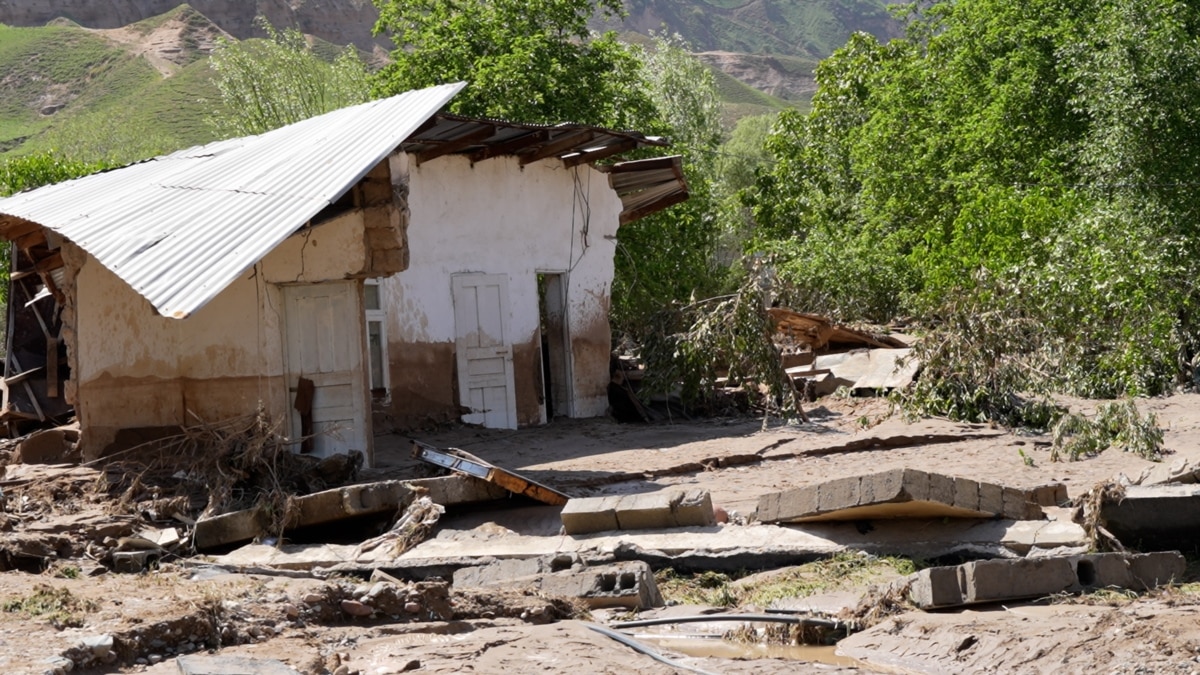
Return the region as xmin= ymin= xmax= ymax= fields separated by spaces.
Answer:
xmin=282 ymin=283 xmax=368 ymax=458
xmin=452 ymin=274 xmax=517 ymax=429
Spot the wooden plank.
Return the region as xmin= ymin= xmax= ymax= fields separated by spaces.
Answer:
xmin=468 ymin=130 xmax=548 ymax=163
xmin=518 ymin=130 xmax=595 ymax=166
xmin=562 ymin=139 xmax=638 ymax=167
xmin=46 ymin=336 xmax=58 ymax=398
xmin=416 ymin=125 xmax=496 ymax=165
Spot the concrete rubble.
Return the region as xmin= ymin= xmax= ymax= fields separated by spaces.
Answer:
xmin=560 ymin=488 xmax=716 ymax=534
xmin=906 ymin=551 xmax=1186 ymax=609
xmin=193 ymin=474 xmax=508 ymax=550
xmin=1100 ymin=484 xmax=1200 ymax=551
xmin=756 ymin=468 xmax=1062 ymax=523
xmin=454 ymin=554 xmax=664 ymax=609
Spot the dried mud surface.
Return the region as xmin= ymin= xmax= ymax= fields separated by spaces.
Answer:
xmin=3 ymin=394 xmax=1200 ymax=673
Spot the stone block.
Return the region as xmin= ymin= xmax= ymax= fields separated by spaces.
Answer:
xmin=454 ymin=553 xmax=584 ymax=588
xmin=561 ymin=495 xmax=620 ymax=534
xmin=616 ymin=492 xmax=678 ymax=530
xmin=817 ymin=476 xmax=861 ymax=512
xmin=1102 ymin=484 xmax=1200 ymax=550
xmin=1124 ymin=551 xmax=1187 ymax=588
xmin=112 ymin=550 xmax=159 ymax=574
xmin=538 ymin=561 xmax=664 ymax=610
xmin=928 ymin=472 xmax=956 ymax=505
xmin=908 ymin=565 xmax=964 ymax=609
xmin=908 ymin=551 xmax=1186 ymax=609
xmin=978 ymin=482 xmax=1004 ymax=516
xmin=756 ymin=470 xmax=1046 ymax=523
xmin=953 ymin=476 xmax=979 ymax=512
xmin=456 ymin=560 xmax=662 ymax=610
xmin=563 ymin=490 xmax=715 ymax=534
xmin=673 ymin=489 xmax=716 ymax=527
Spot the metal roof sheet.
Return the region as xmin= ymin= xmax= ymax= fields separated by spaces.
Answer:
xmin=0 ymin=82 xmax=465 ymax=319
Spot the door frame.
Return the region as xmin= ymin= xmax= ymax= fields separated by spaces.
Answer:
xmin=279 ymin=280 xmax=373 ymax=466
xmin=451 ymin=272 xmax=518 ymax=429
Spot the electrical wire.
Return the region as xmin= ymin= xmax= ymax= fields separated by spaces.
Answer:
xmin=583 ymin=623 xmax=722 ymax=675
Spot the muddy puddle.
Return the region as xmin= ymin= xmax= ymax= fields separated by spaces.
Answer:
xmin=638 ymin=635 xmax=882 ymax=670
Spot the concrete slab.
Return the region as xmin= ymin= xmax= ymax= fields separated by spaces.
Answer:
xmin=1101 ymin=484 xmax=1200 ymax=550
xmin=194 ymin=475 xmax=508 ymax=550
xmin=561 ymin=489 xmax=715 ymax=534
xmin=907 ymin=551 xmax=1186 ymax=609
xmin=215 ymin=517 xmax=1087 ymax=576
xmin=756 ymin=469 xmax=1048 ymax=523
xmin=455 ymin=558 xmax=663 ymax=609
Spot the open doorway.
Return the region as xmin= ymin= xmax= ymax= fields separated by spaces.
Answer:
xmin=537 ymin=272 xmax=572 ymax=421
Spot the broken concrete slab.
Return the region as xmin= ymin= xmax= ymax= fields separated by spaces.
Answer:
xmin=217 ymin=516 xmax=1088 ymax=576
xmin=175 ymin=655 xmax=301 ymax=675
xmin=405 ymin=474 xmax=510 ymax=505
xmin=453 ymin=553 xmax=585 ymax=587
xmin=455 ymin=557 xmax=663 ymax=610
xmin=561 ymin=489 xmax=716 ymax=534
xmin=756 ymin=469 xmax=1049 ymax=523
xmin=1121 ymin=457 xmax=1200 ymax=487
xmin=193 ymin=474 xmax=515 ymax=551
xmin=1101 ymin=484 xmax=1200 ymax=551
xmin=194 ymin=480 xmax=417 ymax=550
xmin=907 ymin=551 xmax=1185 ymax=609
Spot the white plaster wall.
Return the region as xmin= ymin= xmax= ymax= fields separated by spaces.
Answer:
xmin=72 ymin=211 xmax=369 ymax=447
xmin=385 ymin=153 xmax=624 ymax=419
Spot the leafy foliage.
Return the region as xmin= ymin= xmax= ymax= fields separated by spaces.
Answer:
xmin=371 ymin=0 xmax=655 ymax=129
xmin=612 ymin=34 xmax=729 ymax=332
xmin=749 ymin=0 xmax=1200 ymax=423
xmin=1051 ymin=400 xmax=1164 ymax=462
xmin=635 ymin=278 xmax=800 ymax=419
xmin=208 ymin=18 xmax=370 ymax=137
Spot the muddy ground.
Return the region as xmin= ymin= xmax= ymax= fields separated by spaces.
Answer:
xmin=2 ymin=394 xmax=1199 ymax=673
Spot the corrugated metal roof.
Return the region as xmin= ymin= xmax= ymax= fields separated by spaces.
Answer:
xmin=0 ymin=82 xmax=465 ymax=319
xmin=598 ymin=156 xmax=690 ymax=224
xmin=400 ymin=113 xmax=669 ymax=166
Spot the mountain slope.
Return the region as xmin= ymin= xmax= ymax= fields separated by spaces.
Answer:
xmin=0 ymin=6 xmax=224 ymax=161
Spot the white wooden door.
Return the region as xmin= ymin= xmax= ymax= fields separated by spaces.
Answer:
xmin=452 ymin=274 xmax=517 ymax=429
xmin=282 ymin=282 xmax=368 ymax=458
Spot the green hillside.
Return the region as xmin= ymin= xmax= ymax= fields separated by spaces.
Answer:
xmin=620 ymin=0 xmax=898 ymax=58
xmin=0 ymin=7 xmax=222 ymax=164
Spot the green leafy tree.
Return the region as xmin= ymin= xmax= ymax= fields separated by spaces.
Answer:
xmin=370 ymin=0 xmax=655 ymax=128
xmin=0 ymin=152 xmax=115 ymax=306
xmin=208 ymin=19 xmax=370 ymax=136
xmin=749 ymin=0 xmax=1200 ymax=420
xmin=612 ymin=34 xmax=726 ymax=332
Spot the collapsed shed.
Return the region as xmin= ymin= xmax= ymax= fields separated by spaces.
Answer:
xmin=0 ymin=83 xmax=688 ymax=463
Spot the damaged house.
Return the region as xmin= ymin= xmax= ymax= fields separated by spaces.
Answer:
xmin=0 ymin=83 xmax=687 ymax=465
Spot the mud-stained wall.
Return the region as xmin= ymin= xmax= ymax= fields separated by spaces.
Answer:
xmin=382 ymin=153 xmax=623 ymax=428
xmin=71 ymin=210 xmax=372 ymax=457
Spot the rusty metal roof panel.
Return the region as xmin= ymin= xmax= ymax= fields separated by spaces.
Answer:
xmin=0 ymin=82 xmax=465 ymax=319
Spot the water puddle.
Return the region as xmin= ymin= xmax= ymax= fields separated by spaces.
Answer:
xmin=639 ymin=635 xmax=869 ymax=668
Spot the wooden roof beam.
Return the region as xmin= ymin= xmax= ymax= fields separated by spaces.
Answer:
xmin=468 ymin=130 xmax=550 ymax=163
xmin=519 ymin=131 xmax=595 ymax=166
xmin=415 ymin=124 xmax=496 ymax=165
xmin=562 ymin=139 xmax=639 ymax=167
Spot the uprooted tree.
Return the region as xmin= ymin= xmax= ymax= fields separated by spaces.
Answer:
xmin=748 ymin=0 xmax=1200 ymax=425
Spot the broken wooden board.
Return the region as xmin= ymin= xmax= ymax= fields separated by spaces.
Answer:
xmin=756 ymin=469 xmax=1062 ymax=523
xmin=768 ymin=308 xmax=907 ymax=352
xmin=412 ymin=440 xmax=569 ymax=506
